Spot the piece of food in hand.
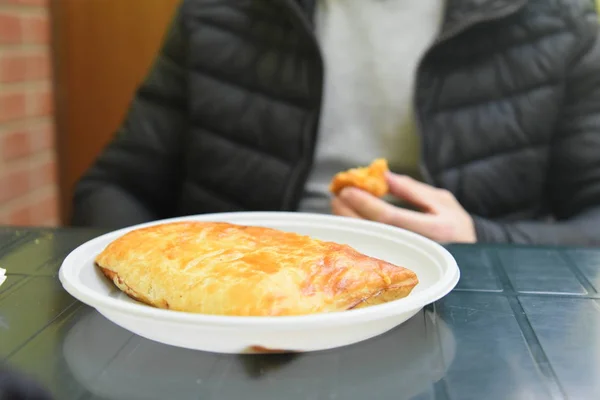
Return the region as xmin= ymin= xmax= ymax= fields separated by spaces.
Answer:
xmin=329 ymin=158 xmax=389 ymax=197
xmin=96 ymin=221 xmax=418 ymax=317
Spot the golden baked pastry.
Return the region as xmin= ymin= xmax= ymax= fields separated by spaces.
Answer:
xmin=96 ymin=221 xmax=418 ymax=316
xmin=329 ymin=158 xmax=389 ymax=197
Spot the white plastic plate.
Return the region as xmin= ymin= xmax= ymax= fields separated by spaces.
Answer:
xmin=59 ymin=212 xmax=459 ymax=354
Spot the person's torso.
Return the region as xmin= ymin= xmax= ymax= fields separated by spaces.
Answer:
xmin=297 ymin=0 xmax=445 ymax=213
xmin=175 ymin=0 xmax=579 ymax=222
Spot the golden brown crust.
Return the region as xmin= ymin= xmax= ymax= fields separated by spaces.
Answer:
xmin=329 ymin=158 xmax=389 ymax=197
xmin=95 ymin=221 xmax=418 ymax=316
xmin=100 ymin=268 xmax=171 ymax=309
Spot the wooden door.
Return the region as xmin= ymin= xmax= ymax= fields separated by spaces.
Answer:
xmin=50 ymin=0 xmax=180 ymax=224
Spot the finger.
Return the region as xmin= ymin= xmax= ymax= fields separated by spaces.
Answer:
xmin=385 ymin=172 xmax=440 ymax=211
xmin=340 ymin=187 xmax=441 ymax=239
xmin=382 ymin=207 xmax=441 ymax=238
xmin=338 ymin=187 xmax=390 ymax=221
xmin=331 ymin=196 xmax=362 ymax=219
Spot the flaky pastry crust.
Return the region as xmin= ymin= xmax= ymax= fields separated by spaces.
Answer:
xmin=95 ymin=221 xmax=418 ymax=316
xmin=329 ymin=158 xmax=389 ymax=197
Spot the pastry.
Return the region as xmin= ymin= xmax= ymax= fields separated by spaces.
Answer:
xmin=96 ymin=221 xmax=418 ymax=316
xmin=329 ymin=158 xmax=389 ymax=197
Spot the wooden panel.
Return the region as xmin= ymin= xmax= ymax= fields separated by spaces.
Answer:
xmin=51 ymin=0 xmax=180 ymax=224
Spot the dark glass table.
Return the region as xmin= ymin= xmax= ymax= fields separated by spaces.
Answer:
xmin=1 ymin=227 xmax=599 ymax=400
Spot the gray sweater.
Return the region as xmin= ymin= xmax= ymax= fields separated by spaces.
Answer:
xmin=298 ymin=0 xmax=445 ymax=213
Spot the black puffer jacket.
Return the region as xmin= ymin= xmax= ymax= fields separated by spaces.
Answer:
xmin=72 ymin=0 xmax=600 ymax=246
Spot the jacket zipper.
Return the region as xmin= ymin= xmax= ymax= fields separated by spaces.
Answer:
xmin=281 ymin=0 xmax=528 ymax=205
xmin=415 ymin=0 xmax=528 ymax=185
xmin=279 ymin=0 xmax=324 ymax=211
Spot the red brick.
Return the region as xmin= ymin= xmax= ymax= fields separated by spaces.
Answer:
xmin=37 ymin=217 xmax=58 ymax=227
xmin=30 ymin=52 xmax=51 ymax=80
xmin=36 ymin=215 xmax=60 ymax=228
xmin=0 ymin=122 xmax=54 ymax=161
xmin=28 ymin=86 xmax=53 ymax=117
xmin=1 ymin=129 xmax=31 ymax=160
xmin=1 ymin=187 xmax=58 ymax=227
xmin=0 ymin=0 xmax=48 ymax=5
xmin=31 ymin=121 xmax=54 ymax=152
xmin=24 ymin=14 xmax=49 ymax=44
xmin=0 ymin=50 xmax=50 ymax=83
xmin=0 ymin=91 xmax=27 ymax=123
xmin=0 ymin=52 xmax=27 ymax=82
xmin=31 ymin=189 xmax=58 ymax=224
xmin=0 ymin=161 xmax=58 ymax=226
xmin=0 ymin=12 xmax=23 ymax=44
xmin=27 ymin=160 xmax=51 ymax=190
xmin=29 ymin=157 xmax=56 ymax=187
xmin=8 ymin=204 xmax=32 ymax=226
xmin=0 ymin=166 xmax=30 ymax=202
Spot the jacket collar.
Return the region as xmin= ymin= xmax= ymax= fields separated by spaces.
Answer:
xmin=295 ymin=0 xmax=529 ymax=43
xmin=438 ymin=0 xmax=529 ymax=43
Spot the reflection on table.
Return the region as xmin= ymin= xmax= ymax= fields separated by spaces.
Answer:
xmin=60 ymin=307 xmax=455 ymax=400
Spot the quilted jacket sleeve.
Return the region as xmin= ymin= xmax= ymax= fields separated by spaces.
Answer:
xmin=71 ymin=6 xmax=188 ymax=229
xmin=473 ymin=4 xmax=600 ymax=246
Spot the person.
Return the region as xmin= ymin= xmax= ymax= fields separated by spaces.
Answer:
xmin=72 ymin=0 xmax=600 ymax=246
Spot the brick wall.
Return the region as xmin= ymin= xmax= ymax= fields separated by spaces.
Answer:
xmin=0 ymin=0 xmax=58 ymax=226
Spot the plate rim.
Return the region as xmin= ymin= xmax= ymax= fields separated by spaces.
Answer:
xmin=59 ymin=212 xmax=459 ymax=327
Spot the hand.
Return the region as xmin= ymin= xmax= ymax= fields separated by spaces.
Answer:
xmin=331 ymin=172 xmax=476 ymax=243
